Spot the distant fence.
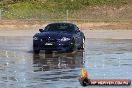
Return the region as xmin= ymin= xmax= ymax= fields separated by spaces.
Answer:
xmin=0 ymin=2 xmax=132 ymax=22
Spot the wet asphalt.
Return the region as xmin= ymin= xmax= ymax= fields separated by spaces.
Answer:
xmin=0 ymin=36 xmax=132 ymax=88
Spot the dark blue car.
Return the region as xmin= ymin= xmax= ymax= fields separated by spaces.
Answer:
xmin=33 ymin=22 xmax=85 ymax=54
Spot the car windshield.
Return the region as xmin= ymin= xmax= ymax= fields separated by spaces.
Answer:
xmin=44 ymin=23 xmax=74 ymax=32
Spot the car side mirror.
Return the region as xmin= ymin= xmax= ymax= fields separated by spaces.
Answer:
xmin=39 ymin=29 xmax=43 ymax=32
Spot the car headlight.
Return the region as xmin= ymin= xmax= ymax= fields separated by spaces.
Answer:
xmin=33 ymin=37 xmax=39 ymax=40
xmin=60 ymin=37 xmax=70 ymax=41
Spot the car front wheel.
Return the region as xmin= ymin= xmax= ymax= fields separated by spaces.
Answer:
xmin=33 ymin=49 xmax=40 ymax=54
xmin=67 ymin=39 xmax=75 ymax=52
xmin=45 ymin=51 xmax=52 ymax=54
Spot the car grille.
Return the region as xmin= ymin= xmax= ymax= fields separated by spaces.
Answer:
xmin=42 ymin=37 xmax=57 ymax=42
xmin=41 ymin=45 xmax=56 ymax=49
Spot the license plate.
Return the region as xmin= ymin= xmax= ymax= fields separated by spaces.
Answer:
xmin=45 ymin=43 xmax=53 ymax=45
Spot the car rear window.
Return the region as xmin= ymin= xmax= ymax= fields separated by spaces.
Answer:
xmin=44 ymin=23 xmax=74 ymax=32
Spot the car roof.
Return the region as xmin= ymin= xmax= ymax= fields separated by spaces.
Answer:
xmin=47 ymin=22 xmax=75 ymax=26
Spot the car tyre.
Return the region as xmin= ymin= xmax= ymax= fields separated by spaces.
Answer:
xmin=67 ymin=39 xmax=75 ymax=52
xmin=45 ymin=51 xmax=52 ymax=54
xmin=33 ymin=49 xmax=40 ymax=54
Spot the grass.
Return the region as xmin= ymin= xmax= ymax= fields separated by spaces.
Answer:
xmin=0 ymin=0 xmax=132 ymax=19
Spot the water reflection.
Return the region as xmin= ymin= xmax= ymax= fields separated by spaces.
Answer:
xmin=1 ymin=36 xmax=132 ymax=88
xmin=33 ymin=51 xmax=84 ymax=72
xmin=0 ymin=50 xmax=84 ymax=88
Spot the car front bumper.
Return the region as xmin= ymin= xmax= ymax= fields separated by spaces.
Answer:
xmin=33 ymin=40 xmax=73 ymax=52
